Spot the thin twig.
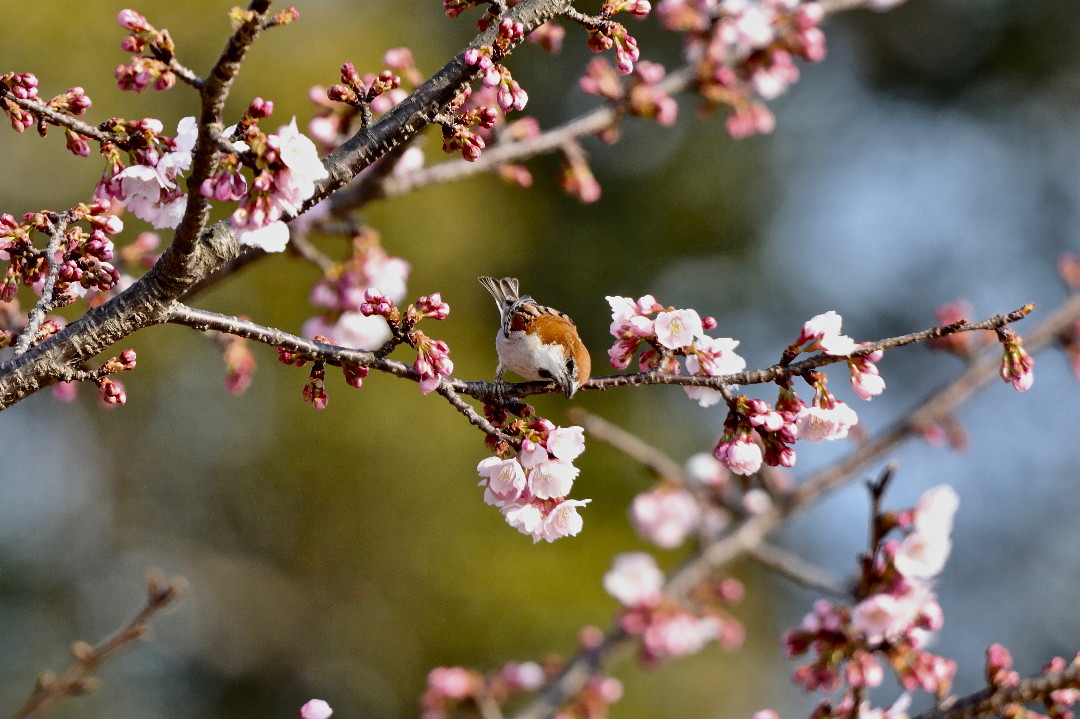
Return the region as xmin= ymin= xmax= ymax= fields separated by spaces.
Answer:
xmin=10 ymin=569 xmax=184 ymax=719
xmin=457 ymin=305 xmax=1034 ymax=401
xmin=437 ymin=382 xmax=513 ymax=443
xmin=745 ymin=543 xmax=849 ymax=598
xmin=3 ymin=96 xmax=118 ymax=145
xmin=13 ymin=213 xmax=68 ymax=356
xmin=288 ymin=233 xmax=335 ymax=274
xmin=568 ymin=408 xmax=686 ymax=480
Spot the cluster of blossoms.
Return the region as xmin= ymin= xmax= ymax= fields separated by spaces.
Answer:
xmin=606 ymin=295 xmax=881 ymax=476
xmin=0 ymin=201 xmax=124 ymax=305
xmin=278 ymin=273 xmax=449 ymax=405
xmin=0 ymin=72 xmax=93 ymax=157
xmin=464 ymin=18 xmax=530 ymax=113
xmin=585 ymin=19 xmax=643 ymax=76
xmin=778 ymin=486 xmax=960 ymax=719
xmin=114 ymin=9 xmax=177 ymax=92
xmin=47 ymin=348 xmax=138 ymax=407
xmin=421 ymin=662 xmax=546 ymax=719
xmin=434 ymin=19 xmax=532 ymax=163
xmin=440 ymin=86 xmax=500 ymax=161
xmin=603 ymin=552 xmax=743 ymax=665
xmin=216 ymin=103 xmax=330 ymax=251
xmin=359 ymin=288 xmax=453 ymax=394
xmin=91 ymin=96 xmax=326 ymax=253
xmin=102 ymin=116 xmax=197 ymax=230
xmin=476 ymin=407 xmax=589 ymax=542
xmin=0 ymin=72 xmax=43 ymax=132
xmin=302 ymin=230 xmax=411 ymax=351
xmin=422 ymin=654 xmax=622 ymax=719
xmin=655 ymin=0 xmax=834 ymax=137
xmin=102 ymin=10 xmax=330 ymax=250
xmin=308 ymin=48 xmax=418 ymax=154
xmin=983 ymin=647 xmax=1080 ymax=719
xmin=326 ymin=61 xmax=401 ymax=112
xmin=580 ymin=58 xmax=678 ymax=127
xmin=606 ymin=293 xmax=744 ymax=407
xmin=723 ymin=383 xmax=856 ymax=474
xmin=997 ymin=326 xmax=1035 ymax=392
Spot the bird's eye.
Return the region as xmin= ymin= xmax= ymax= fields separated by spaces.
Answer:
xmin=538 ymin=369 xmax=554 ymax=380
xmin=565 ymin=358 xmax=575 ymax=372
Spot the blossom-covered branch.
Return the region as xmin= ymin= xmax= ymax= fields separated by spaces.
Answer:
xmin=498 ymin=290 xmax=1080 ymax=719
xmin=912 ymin=657 xmax=1080 ymax=719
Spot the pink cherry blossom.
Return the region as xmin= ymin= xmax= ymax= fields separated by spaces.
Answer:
xmin=501 ymin=661 xmax=545 ymax=691
xmin=299 ymin=700 xmax=333 ymax=719
xmin=641 ymin=612 xmax=719 ymax=660
xmin=115 ymin=116 xmax=197 ymax=229
xmin=546 ymin=426 xmax=586 ymax=462
xmin=801 ymin=310 xmax=859 ymax=356
xmin=893 ymin=530 xmax=952 ymax=579
xmin=477 ymin=456 xmax=527 ymax=504
xmin=794 ymin=402 xmax=859 ymax=441
xmin=527 ymin=457 xmax=579 ymax=499
xmin=913 ymin=485 xmax=959 ymax=538
xmin=630 ymin=486 xmax=701 ymax=548
xmin=502 ymin=502 xmax=543 ymax=535
xmin=684 ymin=452 xmax=729 ymax=489
xmin=715 ymin=434 xmax=763 ymax=476
xmin=654 ymin=308 xmax=703 ymax=349
xmin=603 ymin=552 xmax=664 ymax=608
xmin=851 ymin=593 xmax=908 ymax=645
xmin=427 ymin=667 xmax=476 ymax=700
xmin=541 ymin=499 xmax=589 ymax=542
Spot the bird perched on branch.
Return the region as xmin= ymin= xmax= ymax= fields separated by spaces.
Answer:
xmin=478 ymin=276 xmax=591 ymax=398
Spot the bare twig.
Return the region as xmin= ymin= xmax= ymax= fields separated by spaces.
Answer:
xmin=3 ymin=97 xmax=119 ymax=145
xmin=437 ymin=382 xmax=513 ymax=443
xmin=11 ymin=569 xmax=184 ymax=719
xmin=568 ymin=409 xmax=686 ymax=480
xmin=745 ymin=543 xmax=849 ymax=598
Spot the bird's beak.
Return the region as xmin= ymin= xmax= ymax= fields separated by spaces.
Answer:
xmin=562 ymin=377 xmax=580 ymax=399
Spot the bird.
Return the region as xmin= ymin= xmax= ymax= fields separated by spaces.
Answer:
xmin=478 ymin=276 xmax=591 ymax=398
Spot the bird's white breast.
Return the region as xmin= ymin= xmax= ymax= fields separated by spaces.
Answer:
xmin=495 ymin=328 xmax=568 ymax=381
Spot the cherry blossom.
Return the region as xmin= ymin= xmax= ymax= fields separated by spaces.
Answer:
xmin=299 ymin=700 xmax=333 ymax=719
xmin=114 ymin=116 xmax=197 ymax=228
xmin=630 ymin=486 xmax=701 ymax=548
xmin=603 ymin=552 xmax=665 ymax=608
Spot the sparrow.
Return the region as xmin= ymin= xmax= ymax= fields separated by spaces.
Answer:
xmin=478 ymin=276 xmax=591 ymax=398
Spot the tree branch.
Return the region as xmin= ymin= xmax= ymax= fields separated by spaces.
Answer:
xmin=914 ymin=660 xmax=1080 ymax=719
xmin=12 ymin=213 xmax=68 ymax=355
xmin=10 ymin=569 xmax=184 ymax=719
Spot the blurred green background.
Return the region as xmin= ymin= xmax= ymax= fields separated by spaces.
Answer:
xmin=3 ymin=2 xmax=1080 ymax=719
